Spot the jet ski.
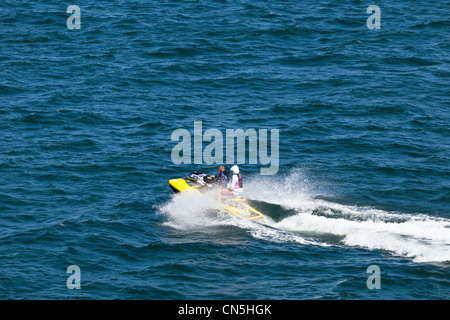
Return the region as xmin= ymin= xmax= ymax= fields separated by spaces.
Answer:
xmin=168 ymin=172 xmax=264 ymax=221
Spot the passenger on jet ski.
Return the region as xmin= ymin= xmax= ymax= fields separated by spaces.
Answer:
xmin=215 ymin=165 xmax=230 ymax=188
xmin=219 ymin=165 xmax=243 ymax=201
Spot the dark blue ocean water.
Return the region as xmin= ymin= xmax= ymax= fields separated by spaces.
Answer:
xmin=1 ymin=0 xmax=449 ymax=299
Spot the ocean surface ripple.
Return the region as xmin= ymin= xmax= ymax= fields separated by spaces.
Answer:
xmin=0 ymin=1 xmax=449 ymax=299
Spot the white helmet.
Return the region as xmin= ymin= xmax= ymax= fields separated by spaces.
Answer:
xmin=230 ymin=165 xmax=239 ymax=174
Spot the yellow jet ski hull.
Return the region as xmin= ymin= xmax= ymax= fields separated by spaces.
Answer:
xmin=168 ymin=177 xmax=264 ymax=221
xmin=168 ymin=178 xmax=202 ymax=193
xmin=221 ymin=197 xmax=264 ymax=221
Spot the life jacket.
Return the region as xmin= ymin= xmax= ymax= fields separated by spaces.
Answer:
xmin=233 ymin=173 xmax=243 ymax=189
xmin=215 ymin=172 xmax=229 ymax=188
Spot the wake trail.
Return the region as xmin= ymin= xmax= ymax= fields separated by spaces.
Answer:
xmin=244 ymin=171 xmax=450 ymax=263
xmin=158 ymin=169 xmax=450 ymax=263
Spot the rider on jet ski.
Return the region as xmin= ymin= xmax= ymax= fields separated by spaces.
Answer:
xmin=215 ymin=165 xmax=229 ymax=188
xmin=198 ymin=165 xmax=229 ymax=187
xmin=221 ymin=165 xmax=243 ymax=195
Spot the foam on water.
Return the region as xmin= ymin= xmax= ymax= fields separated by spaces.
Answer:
xmin=245 ymin=170 xmax=450 ymax=263
xmin=157 ymin=186 xmax=322 ymax=247
xmin=160 ymin=170 xmax=450 ymax=263
xmin=273 ymin=207 xmax=450 ymax=263
xmin=157 ymin=190 xmax=225 ymax=230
